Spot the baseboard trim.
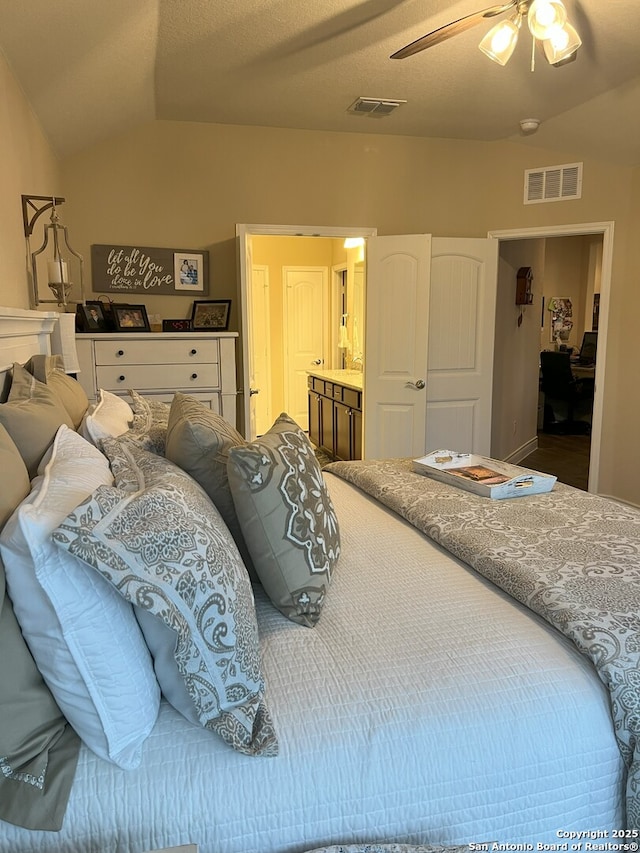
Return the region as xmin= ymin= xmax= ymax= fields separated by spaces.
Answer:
xmin=502 ymin=436 xmax=538 ymax=465
xmin=598 ymin=493 xmax=640 ymax=510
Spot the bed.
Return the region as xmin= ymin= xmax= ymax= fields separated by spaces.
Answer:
xmin=0 ymin=306 xmax=634 ymax=853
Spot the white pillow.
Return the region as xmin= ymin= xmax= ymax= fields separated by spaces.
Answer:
xmin=80 ymin=389 xmax=133 ymax=445
xmin=0 ymin=425 xmax=160 ymax=769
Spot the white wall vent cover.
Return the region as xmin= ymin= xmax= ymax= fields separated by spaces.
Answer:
xmin=348 ymin=97 xmax=407 ymax=117
xmin=524 ymin=162 xmax=583 ymax=204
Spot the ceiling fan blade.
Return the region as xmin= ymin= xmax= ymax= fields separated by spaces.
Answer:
xmin=390 ymin=1 xmax=517 ymax=60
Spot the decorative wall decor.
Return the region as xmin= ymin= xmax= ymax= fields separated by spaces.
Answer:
xmin=91 ymin=245 xmax=209 ymax=296
xmin=548 ymin=296 xmax=573 ymax=344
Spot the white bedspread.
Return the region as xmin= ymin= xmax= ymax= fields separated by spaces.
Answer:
xmin=0 ymin=475 xmax=624 ymax=852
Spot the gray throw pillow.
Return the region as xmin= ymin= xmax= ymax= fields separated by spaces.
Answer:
xmin=0 ymin=426 xmax=80 ymax=830
xmin=23 ymin=353 xmax=89 ymax=429
xmin=53 ymin=438 xmax=278 ymax=757
xmin=0 ymin=363 xmax=74 ymax=478
xmin=0 ymin=556 xmax=80 ymax=831
xmin=165 ymin=393 xmax=255 ymax=575
xmin=227 ymin=412 xmax=340 ymax=627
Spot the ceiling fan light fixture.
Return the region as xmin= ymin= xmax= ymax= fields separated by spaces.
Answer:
xmin=479 ymin=14 xmax=521 ymax=65
xmin=542 ymin=21 xmax=582 ymax=64
xmin=527 ymin=0 xmax=567 ymax=40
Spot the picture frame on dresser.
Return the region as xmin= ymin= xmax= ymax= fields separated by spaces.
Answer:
xmin=191 ymin=300 xmax=231 ymax=331
xmin=76 ymin=301 xmax=109 ymax=332
xmin=112 ymin=304 xmax=151 ymax=332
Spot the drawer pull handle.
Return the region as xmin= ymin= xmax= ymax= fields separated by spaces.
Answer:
xmin=118 ymin=375 xmax=126 ymax=382
xmin=116 ymin=350 xmax=124 ymax=357
xmin=190 ymin=349 xmax=197 ymax=356
xmin=191 ymin=373 xmax=198 ymax=380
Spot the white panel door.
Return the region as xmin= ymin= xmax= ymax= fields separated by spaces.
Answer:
xmin=364 ymin=235 xmax=431 ymax=458
xmin=249 ymin=264 xmax=272 ymax=437
xmin=426 ymin=237 xmax=498 ymax=454
xmin=283 ymin=266 xmax=327 ymax=431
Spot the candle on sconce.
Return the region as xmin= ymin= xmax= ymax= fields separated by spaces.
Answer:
xmin=48 ymin=258 xmax=69 ymax=283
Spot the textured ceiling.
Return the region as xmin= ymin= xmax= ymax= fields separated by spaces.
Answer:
xmin=1 ymin=0 xmax=639 ymax=166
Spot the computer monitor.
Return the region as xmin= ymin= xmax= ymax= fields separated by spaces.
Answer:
xmin=579 ymin=331 xmax=598 ymax=364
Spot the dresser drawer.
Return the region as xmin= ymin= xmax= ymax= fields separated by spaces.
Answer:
xmin=94 ymin=338 xmax=219 ymax=366
xmin=96 ymin=362 xmax=220 ymax=392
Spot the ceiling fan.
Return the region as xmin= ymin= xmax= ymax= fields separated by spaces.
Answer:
xmin=390 ymin=0 xmax=581 ymax=68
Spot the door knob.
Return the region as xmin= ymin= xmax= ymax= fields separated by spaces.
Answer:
xmin=249 ymin=388 xmax=260 ymax=396
xmin=407 ymin=379 xmax=426 ymax=390
xmin=311 ymin=358 xmax=323 ymax=365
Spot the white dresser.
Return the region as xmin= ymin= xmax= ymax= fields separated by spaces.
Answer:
xmin=76 ymin=332 xmax=238 ymax=427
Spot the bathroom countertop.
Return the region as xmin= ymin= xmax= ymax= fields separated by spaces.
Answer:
xmin=307 ymin=368 xmax=363 ymax=391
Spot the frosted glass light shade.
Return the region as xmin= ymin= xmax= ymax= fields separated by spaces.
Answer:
xmin=543 ymin=22 xmax=582 ymax=64
xmin=479 ymin=17 xmax=521 ymax=66
xmin=527 ymin=0 xmax=567 ymax=39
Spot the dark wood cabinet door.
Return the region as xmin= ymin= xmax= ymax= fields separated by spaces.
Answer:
xmin=351 ymin=408 xmax=363 ymax=460
xmin=308 ymin=393 xmax=322 ymax=449
xmin=319 ymin=393 xmax=335 ymax=455
xmin=334 ymin=401 xmax=352 ymax=461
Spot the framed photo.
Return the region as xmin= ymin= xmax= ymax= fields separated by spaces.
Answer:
xmin=112 ymin=304 xmax=151 ymax=332
xmin=76 ymin=301 xmax=108 ymax=332
xmin=191 ymin=300 xmax=231 ymax=331
xmin=174 ymin=252 xmax=206 ymax=292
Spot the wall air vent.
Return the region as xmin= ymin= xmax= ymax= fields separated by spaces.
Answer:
xmin=524 ymin=162 xmax=583 ymax=204
xmin=348 ymin=97 xmax=407 ymax=117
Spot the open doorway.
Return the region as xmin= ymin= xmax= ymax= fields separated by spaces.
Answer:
xmin=238 ymin=226 xmax=374 ymax=439
xmin=490 ymin=221 xmax=612 ymax=494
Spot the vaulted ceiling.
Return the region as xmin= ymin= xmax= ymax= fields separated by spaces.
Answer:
xmin=1 ymin=0 xmax=639 ymax=166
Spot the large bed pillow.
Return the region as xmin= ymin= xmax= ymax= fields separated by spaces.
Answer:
xmin=164 ymin=392 xmax=255 ymax=572
xmin=0 ymin=425 xmax=160 ymax=770
xmin=0 ymin=423 xmax=80 ymax=831
xmin=23 ymin=353 xmax=89 ymax=429
xmin=0 ymin=362 xmax=74 ymax=478
xmin=53 ymin=438 xmax=278 ymax=757
xmin=80 ymin=388 xmax=134 ymax=445
xmin=227 ymin=412 xmax=340 ymax=627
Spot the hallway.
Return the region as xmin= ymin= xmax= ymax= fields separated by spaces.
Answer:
xmin=521 ymin=432 xmax=591 ymax=491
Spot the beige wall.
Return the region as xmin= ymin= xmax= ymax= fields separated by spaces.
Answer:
xmin=492 ymin=238 xmax=546 ymax=462
xmin=541 ymin=236 xmax=596 ymax=352
xmin=2 ymin=94 xmax=639 ymax=501
xmin=0 ymin=51 xmax=62 ymax=309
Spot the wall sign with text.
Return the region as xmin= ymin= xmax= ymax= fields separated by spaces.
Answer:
xmin=91 ymin=245 xmax=209 ymax=296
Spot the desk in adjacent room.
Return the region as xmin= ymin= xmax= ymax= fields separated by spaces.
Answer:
xmin=571 ymin=362 xmax=596 ymax=381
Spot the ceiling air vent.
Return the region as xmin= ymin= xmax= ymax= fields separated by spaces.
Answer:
xmin=348 ymin=97 xmax=407 ymax=117
xmin=524 ymin=162 xmax=583 ymax=204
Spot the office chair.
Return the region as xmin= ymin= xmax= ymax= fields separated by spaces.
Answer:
xmin=539 ymin=350 xmax=592 ymax=435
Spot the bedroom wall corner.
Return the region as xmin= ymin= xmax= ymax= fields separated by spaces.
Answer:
xmin=0 ymin=49 xmax=62 ymax=310
xmin=492 ymin=238 xmax=545 ymax=462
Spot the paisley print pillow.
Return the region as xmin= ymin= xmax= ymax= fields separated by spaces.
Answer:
xmin=53 ymin=439 xmax=278 ymax=757
xmin=227 ymin=413 xmax=340 ymax=627
xmin=124 ymin=389 xmax=171 ymax=455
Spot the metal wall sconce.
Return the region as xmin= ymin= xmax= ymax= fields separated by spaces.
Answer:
xmin=22 ymin=194 xmax=85 ymax=309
